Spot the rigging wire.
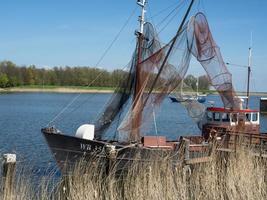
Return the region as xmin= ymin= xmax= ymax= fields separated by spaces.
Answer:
xmin=147 ymin=0 xmax=185 ymax=29
xmin=156 ymin=0 xmax=186 ymax=27
xmin=83 ymin=2 xmax=190 ymax=135
xmin=94 ymin=7 xmax=138 ymax=68
xmin=53 ymin=62 xmax=131 ymax=126
xmin=226 ymin=62 xmax=252 ymax=94
xmin=151 ymin=39 xmax=250 ymax=73
xmin=47 ymin=6 xmax=137 ymax=126
xmin=147 ymin=1 xmax=183 ymax=20
xmin=99 ymin=1 xmax=191 ymax=135
xmin=53 ymin=1 xmax=190 ymax=130
xmin=226 ymin=62 xmax=248 ymax=68
xmin=157 ymin=1 xmax=187 ymax=34
xmin=129 ymin=0 xmax=186 ymax=44
xmin=47 ymin=61 xmax=131 ymax=126
xmin=251 ymin=73 xmax=258 ymax=94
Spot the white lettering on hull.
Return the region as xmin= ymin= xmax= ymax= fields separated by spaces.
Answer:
xmin=80 ymin=143 xmax=103 ymax=153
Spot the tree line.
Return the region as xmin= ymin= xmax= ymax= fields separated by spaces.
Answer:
xmin=0 ymin=61 xmax=210 ymax=90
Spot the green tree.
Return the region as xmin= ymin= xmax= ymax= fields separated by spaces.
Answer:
xmin=0 ymin=60 xmax=139 ymax=88
xmin=25 ymin=68 xmax=35 ymax=85
xmin=0 ymin=73 xmax=9 ymax=88
xmin=184 ymin=74 xmax=197 ymax=90
xmin=198 ymin=75 xmax=210 ymax=91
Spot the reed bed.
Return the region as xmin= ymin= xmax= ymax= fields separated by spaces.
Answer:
xmin=1 ymin=145 xmax=267 ymax=200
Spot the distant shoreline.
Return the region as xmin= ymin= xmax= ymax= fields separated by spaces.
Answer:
xmin=1 ymin=86 xmax=267 ymax=96
xmin=0 ymin=86 xmax=114 ymax=93
xmin=235 ymin=92 xmax=267 ymax=97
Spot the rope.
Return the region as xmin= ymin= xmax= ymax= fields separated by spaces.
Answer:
xmin=47 ymin=7 xmax=137 ymax=126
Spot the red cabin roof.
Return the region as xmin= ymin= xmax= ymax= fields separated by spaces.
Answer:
xmin=207 ymin=107 xmax=258 ymax=113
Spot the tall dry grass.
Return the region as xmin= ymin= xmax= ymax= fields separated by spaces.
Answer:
xmin=1 ymin=144 xmax=267 ymax=200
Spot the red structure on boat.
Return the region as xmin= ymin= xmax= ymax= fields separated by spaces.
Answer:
xmin=203 ymin=107 xmax=260 ymax=140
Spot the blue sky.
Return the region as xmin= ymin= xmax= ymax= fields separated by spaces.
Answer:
xmin=0 ymin=0 xmax=266 ymax=92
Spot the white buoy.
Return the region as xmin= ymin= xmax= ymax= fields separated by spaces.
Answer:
xmin=75 ymin=124 xmax=95 ymax=140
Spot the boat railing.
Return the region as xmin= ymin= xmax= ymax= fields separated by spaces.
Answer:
xmin=211 ymin=131 xmax=267 ymax=156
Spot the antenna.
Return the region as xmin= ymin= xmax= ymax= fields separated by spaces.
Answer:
xmin=136 ymin=0 xmax=146 ymax=34
xmin=249 ymin=32 xmax=253 ymax=67
xmin=246 ymin=31 xmax=252 ymax=109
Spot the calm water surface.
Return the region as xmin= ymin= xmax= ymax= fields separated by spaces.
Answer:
xmin=0 ymin=93 xmax=266 ymax=171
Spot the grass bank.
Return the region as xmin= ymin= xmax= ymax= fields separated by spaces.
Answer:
xmin=0 ymin=85 xmax=115 ymax=93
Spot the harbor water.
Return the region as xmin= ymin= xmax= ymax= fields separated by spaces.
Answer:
xmin=0 ymin=92 xmax=266 ymax=173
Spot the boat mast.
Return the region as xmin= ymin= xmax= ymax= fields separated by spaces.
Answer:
xmin=246 ymin=32 xmax=252 ymax=109
xmin=137 ymin=0 xmax=146 ymax=35
xmin=131 ymin=0 xmax=147 ymax=141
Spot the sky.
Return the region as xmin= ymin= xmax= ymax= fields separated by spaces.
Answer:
xmin=0 ymin=0 xmax=266 ymax=92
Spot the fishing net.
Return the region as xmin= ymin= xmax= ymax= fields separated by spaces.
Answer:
xmin=95 ymin=12 xmax=240 ymax=142
xmin=117 ymin=24 xmax=192 ymax=141
xmin=94 ymin=22 xmax=162 ymax=139
xmin=188 ymin=13 xmax=241 ymax=109
xmin=171 ymin=82 xmax=206 ymax=128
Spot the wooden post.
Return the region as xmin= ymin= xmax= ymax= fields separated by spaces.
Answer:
xmin=234 ymin=135 xmax=237 ymax=153
xmin=182 ymin=139 xmax=191 ymax=200
xmin=260 ymin=138 xmax=263 ymax=157
xmin=105 ymin=144 xmax=117 ymax=175
xmin=184 ymin=139 xmax=190 ymax=161
xmin=2 ymin=153 xmax=16 ymax=199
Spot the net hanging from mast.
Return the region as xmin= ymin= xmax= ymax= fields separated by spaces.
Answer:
xmin=95 ymin=12 xmax=241 ymax=141
xmin=188 ymin=13 xmax=241 ymax=109
xmin=94 ymin=22 xmax=161 ymax=139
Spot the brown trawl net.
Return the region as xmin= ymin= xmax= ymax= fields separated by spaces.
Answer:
xmin=95 ymin=13 xmax=240 ymax=142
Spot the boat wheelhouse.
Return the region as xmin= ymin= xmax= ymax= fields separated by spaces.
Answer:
xmin=202 ymin=107 xmax=260 ymax=141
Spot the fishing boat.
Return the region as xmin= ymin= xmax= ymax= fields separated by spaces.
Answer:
xmin=42 ymin=0 xmax=267 ymax=173
xmin=169 ymin=77 xmax=206 ymax=103
xmin=201 ymin=34 xmax=267 ymax=145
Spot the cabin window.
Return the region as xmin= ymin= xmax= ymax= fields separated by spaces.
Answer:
xmin=213 ymin=112 xmax=220 ymax=121
xmin=252 ymin=113 xmax=258 ymax=122
xmin=207 ymin=112 xmax=213 ymax=121
xmin=222 ymin=113 xmax=230 ymax=122
xmin=231 ymin=114 xmax=237 ymax=122
xmin=245 ymin=113 xmax=251 ymax=121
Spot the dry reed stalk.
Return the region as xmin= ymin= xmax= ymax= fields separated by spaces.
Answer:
xmin=1 ymin=143 xmax=267 ymax=200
